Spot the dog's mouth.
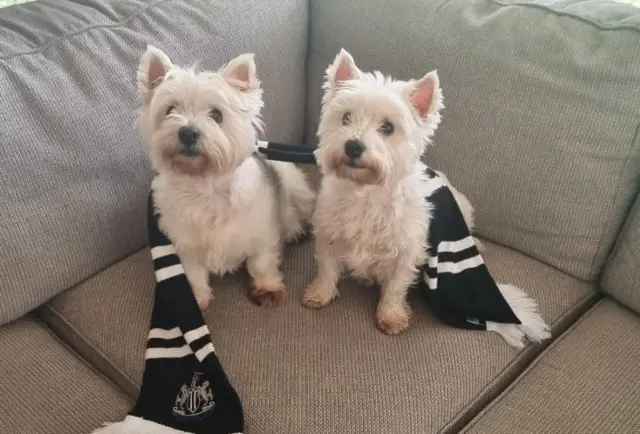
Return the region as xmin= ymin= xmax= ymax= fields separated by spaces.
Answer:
xmin=178 ymin=147 xmax=200 ymax=158
xmin=346 ymin=158 xmax=361 ymax=168
xmin=338 ymin=156 xmax=370 ymax=172
xmin=160 ymin=145 xmax=212 ymax=176
xmin=174 ymin=147 xmax=205 ymax=165
xmin=331 ymin=156 xmax=382 ymax=185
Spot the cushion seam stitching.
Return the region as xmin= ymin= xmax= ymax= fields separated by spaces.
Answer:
xmin=36 ymin=315 xmax=134 ymax=404
xmin=38 ymin=302 xmax=138 ymax=397
xmin=461 ymin=297 xmax=606 ymax=431
xmin=441 ymin=290 xmax=599 ymax=433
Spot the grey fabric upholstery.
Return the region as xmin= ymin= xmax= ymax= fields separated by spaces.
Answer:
xmin=0 ymin=0 xmax=308 ymax=325
xmin=463 ymin=299 xmax=640 ymax=434
xmin=40 ymin=239 xmax=597 ymax=433
xmin=602 ymin=194 xmax=640 ymax=313
xmin=306 ymin=0 xmax=640 ymax=281
xmin=1 ymin=0 xmax=639 ymax=432
xmin=0 ymin=316 xmax=131 ymax=434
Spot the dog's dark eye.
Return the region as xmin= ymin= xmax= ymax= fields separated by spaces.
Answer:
xmin=210 ymin=108 xmax=223 ymax=124
xmin=166 ymin=105 xmax=176 ymax=116
xmin=342 ymin=112 xmax=351 ymax=126
xmin=380 ymin=120 xmax=394 ymax=136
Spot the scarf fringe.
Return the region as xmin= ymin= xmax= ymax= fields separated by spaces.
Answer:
xmin=487 ymin=284 xmax=551 ymax=349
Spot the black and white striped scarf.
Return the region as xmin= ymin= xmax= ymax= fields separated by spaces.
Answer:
xmin=421 ymin=167 xmax=550 ymax=347
xmin=93 ymin=194 xmax=244 ymax=434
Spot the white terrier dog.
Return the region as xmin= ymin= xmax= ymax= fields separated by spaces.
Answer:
xmin=303 ymin=49 xmax=476 ymax=335
xmin=137 ymin=46 xmax=314 ymax=310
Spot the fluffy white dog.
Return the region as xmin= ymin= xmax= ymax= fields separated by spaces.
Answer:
xmin=303 ymin=49 xmax=479 ymax=335
xmin=137 ymin=46 xmax=314 ymax=310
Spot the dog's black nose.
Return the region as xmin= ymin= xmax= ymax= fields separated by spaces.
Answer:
xmin=178 ymin=125 xmax=200 ymax=148
xmin=344 ymin=139 xmax=365 ymax=160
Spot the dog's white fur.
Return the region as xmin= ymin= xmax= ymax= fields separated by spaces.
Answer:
xmin=304 ymin=50 xmax=547 ymax=343
xmin=137 ymin=46 xmax=314 ymax=309
xmin=303 ymin=49 xmax=448 ymax=334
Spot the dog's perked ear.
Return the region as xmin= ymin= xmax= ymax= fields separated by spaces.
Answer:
xmin=137 ymin=45 xmax=173 ymax=105
xmin=408 ymin=70 xmax=443 ymax=120
xmin=325 ymin=48 xmax=361 ymax=90
xmin=221 ymin=53 xmax=260 ymax=91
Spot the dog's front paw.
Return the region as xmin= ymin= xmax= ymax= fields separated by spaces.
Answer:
xmin=249 ymin=271 xmax=286 ymax=307
xmin=473 ymin=237 xmax=486 ymax=252
xmin=376 ymin=305 xmax=410 ymax=335
xmin=250 ymin=286 xmax=286 ymax=307
xmin=302 ymin=280 xmax=337 ymax=309
xmin=195 ymin=292 xmax=213 ymax=311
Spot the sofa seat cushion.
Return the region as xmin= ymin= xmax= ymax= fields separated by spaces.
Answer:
xmin=0 ymin=316 xmax=131 ymax=434
xmin=462 ymin=299 xmax=640 ymax=433
xmin=40 ymin=238 xmax=596 ymax=433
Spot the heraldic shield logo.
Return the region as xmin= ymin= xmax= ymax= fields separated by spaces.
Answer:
xmin=172 ymin=372 xmax=216 ymax=423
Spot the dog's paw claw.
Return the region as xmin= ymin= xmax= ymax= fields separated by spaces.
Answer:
xmin=250 ymin=287 xmax=286 ymax=307
xmin=377 ymin=308 xmax=410 ymax=335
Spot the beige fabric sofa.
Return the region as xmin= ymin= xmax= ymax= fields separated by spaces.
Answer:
xmin=1 ymin=0 xmax=638 ymax=433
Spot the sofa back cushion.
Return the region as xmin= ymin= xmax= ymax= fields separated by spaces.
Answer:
xmin=306 ymin=0 xmax=640 ymax=280
xmin=0 ymin=0 xmax=308 ymax=324
xmin=601 ymin=194 xmax=640 ymax=313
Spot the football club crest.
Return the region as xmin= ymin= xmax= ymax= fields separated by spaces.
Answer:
xmin=466 ymin=316 xmax=481 ymax=326
xmin=172 ymin=372 xmax=216 ymax=422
